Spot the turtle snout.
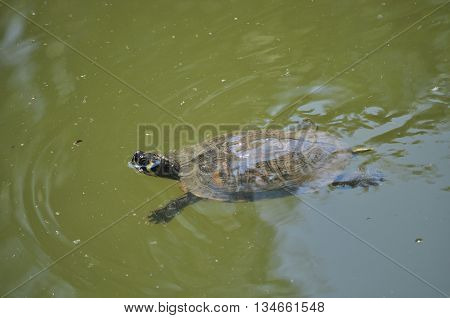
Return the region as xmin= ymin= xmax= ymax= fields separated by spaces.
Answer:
xmin=130 ymin=151 xmax=149 ymax=171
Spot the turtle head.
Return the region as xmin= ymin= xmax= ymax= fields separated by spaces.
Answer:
xmin=129 ymin=151 xmax=179 ymax=180
xmin=130 ymin=151 xmax=161 ymax=176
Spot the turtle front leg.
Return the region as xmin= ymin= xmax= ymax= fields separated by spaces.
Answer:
xmin=149 ymin=192 xmax=201 ymax=224
xmin=331 ymin=170 xmax=384 ymax=188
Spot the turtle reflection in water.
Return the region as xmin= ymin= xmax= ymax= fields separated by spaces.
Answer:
xmin=130 ymin=121 xmax=383 ymax=223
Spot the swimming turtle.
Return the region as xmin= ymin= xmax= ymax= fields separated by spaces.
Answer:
xmin=130 ymin=121 xmax=383 ymax=223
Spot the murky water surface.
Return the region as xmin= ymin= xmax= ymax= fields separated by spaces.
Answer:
xmin=1 ymin=0 xmax=449 ymax=297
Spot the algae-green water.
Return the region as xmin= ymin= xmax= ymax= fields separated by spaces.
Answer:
xmin=1 ymin=0 xmax=449 ymax=297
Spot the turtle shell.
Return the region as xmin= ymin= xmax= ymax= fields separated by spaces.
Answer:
xmin=176 ymin=128 xmax=352 ymax=200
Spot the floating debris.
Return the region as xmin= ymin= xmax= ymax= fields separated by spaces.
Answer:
xmin=352 ymin=147 xmax=373 ymax=154
xmin=415 ymin=238 xmax=423 ymax=244
xmin=73 ymin=139 xmax=83 ymax=146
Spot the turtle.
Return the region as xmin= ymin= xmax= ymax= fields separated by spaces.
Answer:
xmin=129 ymin=120 xmax=383 ymax=223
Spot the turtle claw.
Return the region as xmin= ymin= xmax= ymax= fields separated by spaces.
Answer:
xmin=148 ymin=192 xmax=200 ymax=224
xmin=148 ymin=207 xmax=178 ymax=224
xmin=358 ymin=174 xmax=384 ymax=187
xmin=364 ymin=170 xmax=384 ymax=186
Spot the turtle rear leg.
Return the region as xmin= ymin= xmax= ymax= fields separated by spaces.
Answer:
xmin=331 ymin=170 xmax=384 ymax=188
xmin=149 ymin=192 xmax=200 ymax=224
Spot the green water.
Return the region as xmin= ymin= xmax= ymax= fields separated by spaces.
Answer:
xmin=1 ymin=0 xmax=449 ymax=297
